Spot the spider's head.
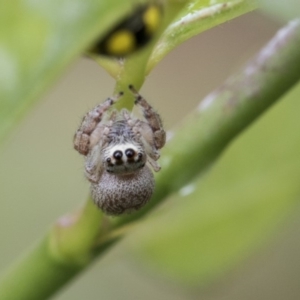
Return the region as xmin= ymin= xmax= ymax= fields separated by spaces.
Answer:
xmin=103 ymin=142 xmax=146 ymax=174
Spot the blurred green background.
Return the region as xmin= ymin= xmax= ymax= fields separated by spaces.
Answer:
xmin=1 ymin=9 xmax=300 ymax=300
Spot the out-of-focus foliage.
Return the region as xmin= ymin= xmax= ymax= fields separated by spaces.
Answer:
xmin=0 ymin=0 xmax=137 ymax=145
xmin=127 ymin=83 xmax=300 ymax=285
xmin=260 ymin=0 xmax=300 ymax=21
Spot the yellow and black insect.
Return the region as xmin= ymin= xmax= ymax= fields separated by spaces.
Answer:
xmin=90 ymin=4 xmax=163 ymax=57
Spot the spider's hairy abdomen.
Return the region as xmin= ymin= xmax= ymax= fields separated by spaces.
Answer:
xmin=91 ymin=165 xmax=154 ymax=215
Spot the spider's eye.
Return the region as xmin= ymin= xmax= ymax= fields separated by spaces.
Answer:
xmin=113 ymin=150 xmax=123 ymax=160
xmin=89 ymin=4 xmax=163 ymax=57
xmin=138 ymin=152 xmax=143 ymax=158
xmin=125 ymin=148 xmax=135 ymax=158
xmin=106 ymin=158 xmax=111 ymax=163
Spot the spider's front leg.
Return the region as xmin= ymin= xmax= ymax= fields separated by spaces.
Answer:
xmin=129 ymin=85 xmax=166 ymax=172
xmin=129 ymin=85 xmax=166 ymax=150
xmin=74 ymin=92 xmax=123 ymax=156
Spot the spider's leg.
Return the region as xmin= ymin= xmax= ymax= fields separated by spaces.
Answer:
xmin=74 ymin=92 xmax=123 ymax=156
xmin=129 ymin=85 xmax=166 ymax=150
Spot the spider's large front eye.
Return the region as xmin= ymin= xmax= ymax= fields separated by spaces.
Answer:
xmin=113 ymin=150 xmax=123 ymax=160
xmin=125 ymin=148 xmax=135 ymax=158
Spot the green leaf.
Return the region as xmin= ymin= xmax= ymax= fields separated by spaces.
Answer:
xmin=127 ymin=83 xmax=300 ymax=285
xmin=147 ymin=0 xmax=257 ymax=72
xmin=0 ymin=0 xmax=140 ymax=146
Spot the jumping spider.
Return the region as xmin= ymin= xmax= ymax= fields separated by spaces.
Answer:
xmin=74 ymin=85 xmax=166 ymax=215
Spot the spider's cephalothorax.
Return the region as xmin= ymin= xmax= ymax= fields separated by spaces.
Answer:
xmin=74 ymin=85 xmax=166 ymax=215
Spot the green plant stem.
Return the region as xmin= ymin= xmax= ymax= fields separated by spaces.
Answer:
xmin=49 ymin=198 xmax=104 ymax=265
xmin=0 ymin=237 xmax=82 ymax=300
xmin=0 ymin=19 xmax=300 ymax=300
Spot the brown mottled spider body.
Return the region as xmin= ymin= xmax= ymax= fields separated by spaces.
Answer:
xmin=74 ymin=86 xmax=166 ymax=215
